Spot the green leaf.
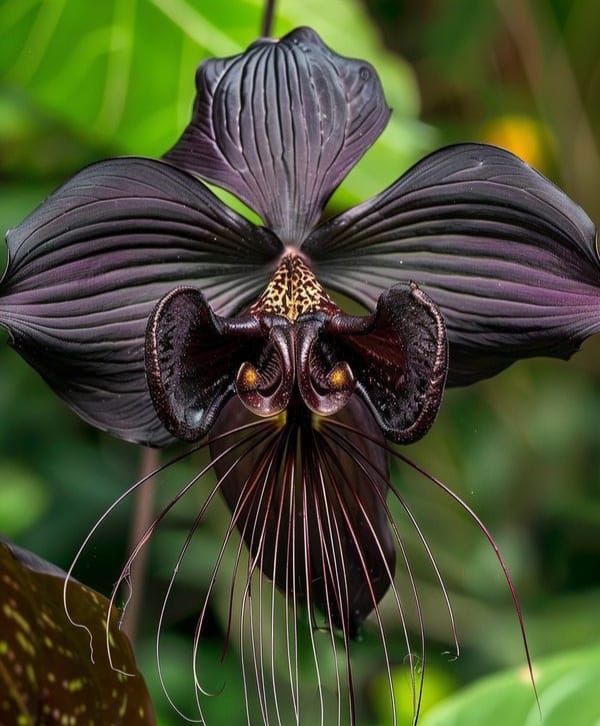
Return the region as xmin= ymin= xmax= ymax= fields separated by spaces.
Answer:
xmin=0 ymin=0 xmax=432 ymax=209
xmin=370 ymin=663 xmax=458 ymax=724
xmin=422 ymin=646 xmax=600 ymax=726
xmin=0 ymin=464 xmax=48 ymax=537
xmin=0 ymin=540 xmax=155 ymax=724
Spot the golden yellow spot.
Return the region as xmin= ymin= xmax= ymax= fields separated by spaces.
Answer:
xmin=26 ymin=664 xmax=35 ymax=685
xmin=273 ymin=411 xmax=287 ymax=429
xmin=242 ymin=367 xmax=259 ymax=388
xmin=481 ymin=115 xmax=545 ymax=169
xmin=311 ymin=412 xmax=324 ymax=431
xmin=2 ymin=574 xmax=18 ymax=591
xmin=17 ymin=715 xmax=31 ymax=725
xmin=40 ymin=612 xmax=58 ymax=630
xmin=0 ymin=641 xmax=8 ymax=654
xmin=329 ymin=368 xmax=347 ymax=389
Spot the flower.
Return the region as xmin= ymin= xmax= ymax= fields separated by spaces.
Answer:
xmin=0 ymin=25 xmax=598 ymax=720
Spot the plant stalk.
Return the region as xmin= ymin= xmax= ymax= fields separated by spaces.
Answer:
xmin=121 ymin=446 xmax=159 ymax=645
xmin=261 ymin=0 xmax=276 ymax=37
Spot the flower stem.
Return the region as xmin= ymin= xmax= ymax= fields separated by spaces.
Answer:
xmin=261 ymin=0 xmax=276 ymax=37
xmin=120 ymin=446 xmax=159 ymax=645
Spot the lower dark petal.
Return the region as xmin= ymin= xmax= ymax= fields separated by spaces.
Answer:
xmin=210 ymin=396 xmax=396 ymax=635
xmin=303 ymin=143 xmax=600 ymax=385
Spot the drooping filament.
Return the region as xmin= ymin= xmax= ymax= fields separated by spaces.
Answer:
xmin=211 ymin=396 xmax=396 ymax=637
xmin=65 ymin=394 xmax=536 ymax=725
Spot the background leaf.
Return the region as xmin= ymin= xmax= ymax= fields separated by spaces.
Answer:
xmin=422 ymin=646 xmax=600 ymax=726
xmin=0 ymin=0 xmax=430 ymax=209
xmin=0 ymin=540 xmax=155 ymax=724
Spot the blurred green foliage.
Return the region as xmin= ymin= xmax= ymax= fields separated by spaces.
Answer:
xmin=422 ymin=645 xmax=600 ymax=726
xmin=0 ymin=0 xmax=599 ymax=724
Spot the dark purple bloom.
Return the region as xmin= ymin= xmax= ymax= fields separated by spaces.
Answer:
xmin=0 ymin=26 xmax=598 ymax=720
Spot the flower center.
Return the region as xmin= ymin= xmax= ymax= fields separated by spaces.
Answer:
xmin=146 ymin=261 xmax=448 ymax=444
xmin=249 ymin=254 xmax=336 ymax=321
xmin=237 ymin=254 xmax=353 ymax=419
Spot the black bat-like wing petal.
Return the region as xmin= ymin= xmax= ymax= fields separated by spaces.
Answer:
xmin=304 ymin=143 xmax=600 ymax=385
xmin=0 ymin=158 xmax=281 ymax=445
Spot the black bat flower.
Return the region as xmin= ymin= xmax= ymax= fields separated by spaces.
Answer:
xmin=0 ymin=26 xmax=598 ymax=722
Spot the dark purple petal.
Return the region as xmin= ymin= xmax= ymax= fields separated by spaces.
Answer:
xmin=146 ymin=287 xmax=295 ymax=441
xmin=165 ymin=27 xmax=390 ymax=245
xmin=146 ymin=287 xmax=256 ymax=441
xmin=210 ymin=396 xmax=395 ymax=636
xmin=323 ymin=283 xmax=448 ymax=443
xmin=0 ymin=158 xmax=281 ymax=445
xmin=303 ymin=143 xmax=600 ymax=384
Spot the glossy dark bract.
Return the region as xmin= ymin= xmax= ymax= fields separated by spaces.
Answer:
xmin=211 ymin=395 xmax=396 ymax=637
xmin=145 ymin=269 xmax=447 ymax=445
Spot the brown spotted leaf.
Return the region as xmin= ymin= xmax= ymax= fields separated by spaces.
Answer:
xmin=0 ymin=540 xmax=155 ymax=724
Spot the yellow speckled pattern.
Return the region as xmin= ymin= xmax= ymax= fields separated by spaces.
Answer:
xmin=0 ymin=542 xmax=155 ymax=724
xmin=250 ymin=255 xmax=335 ymax=321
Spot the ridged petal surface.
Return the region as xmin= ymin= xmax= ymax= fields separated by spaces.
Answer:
xmin=165 ymin=27 xmax=390 ymax=245
xmin=0 ymin=158 xmax=281 ymax=444
xmin=303 ymin=144 xmax=600 ymax=384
